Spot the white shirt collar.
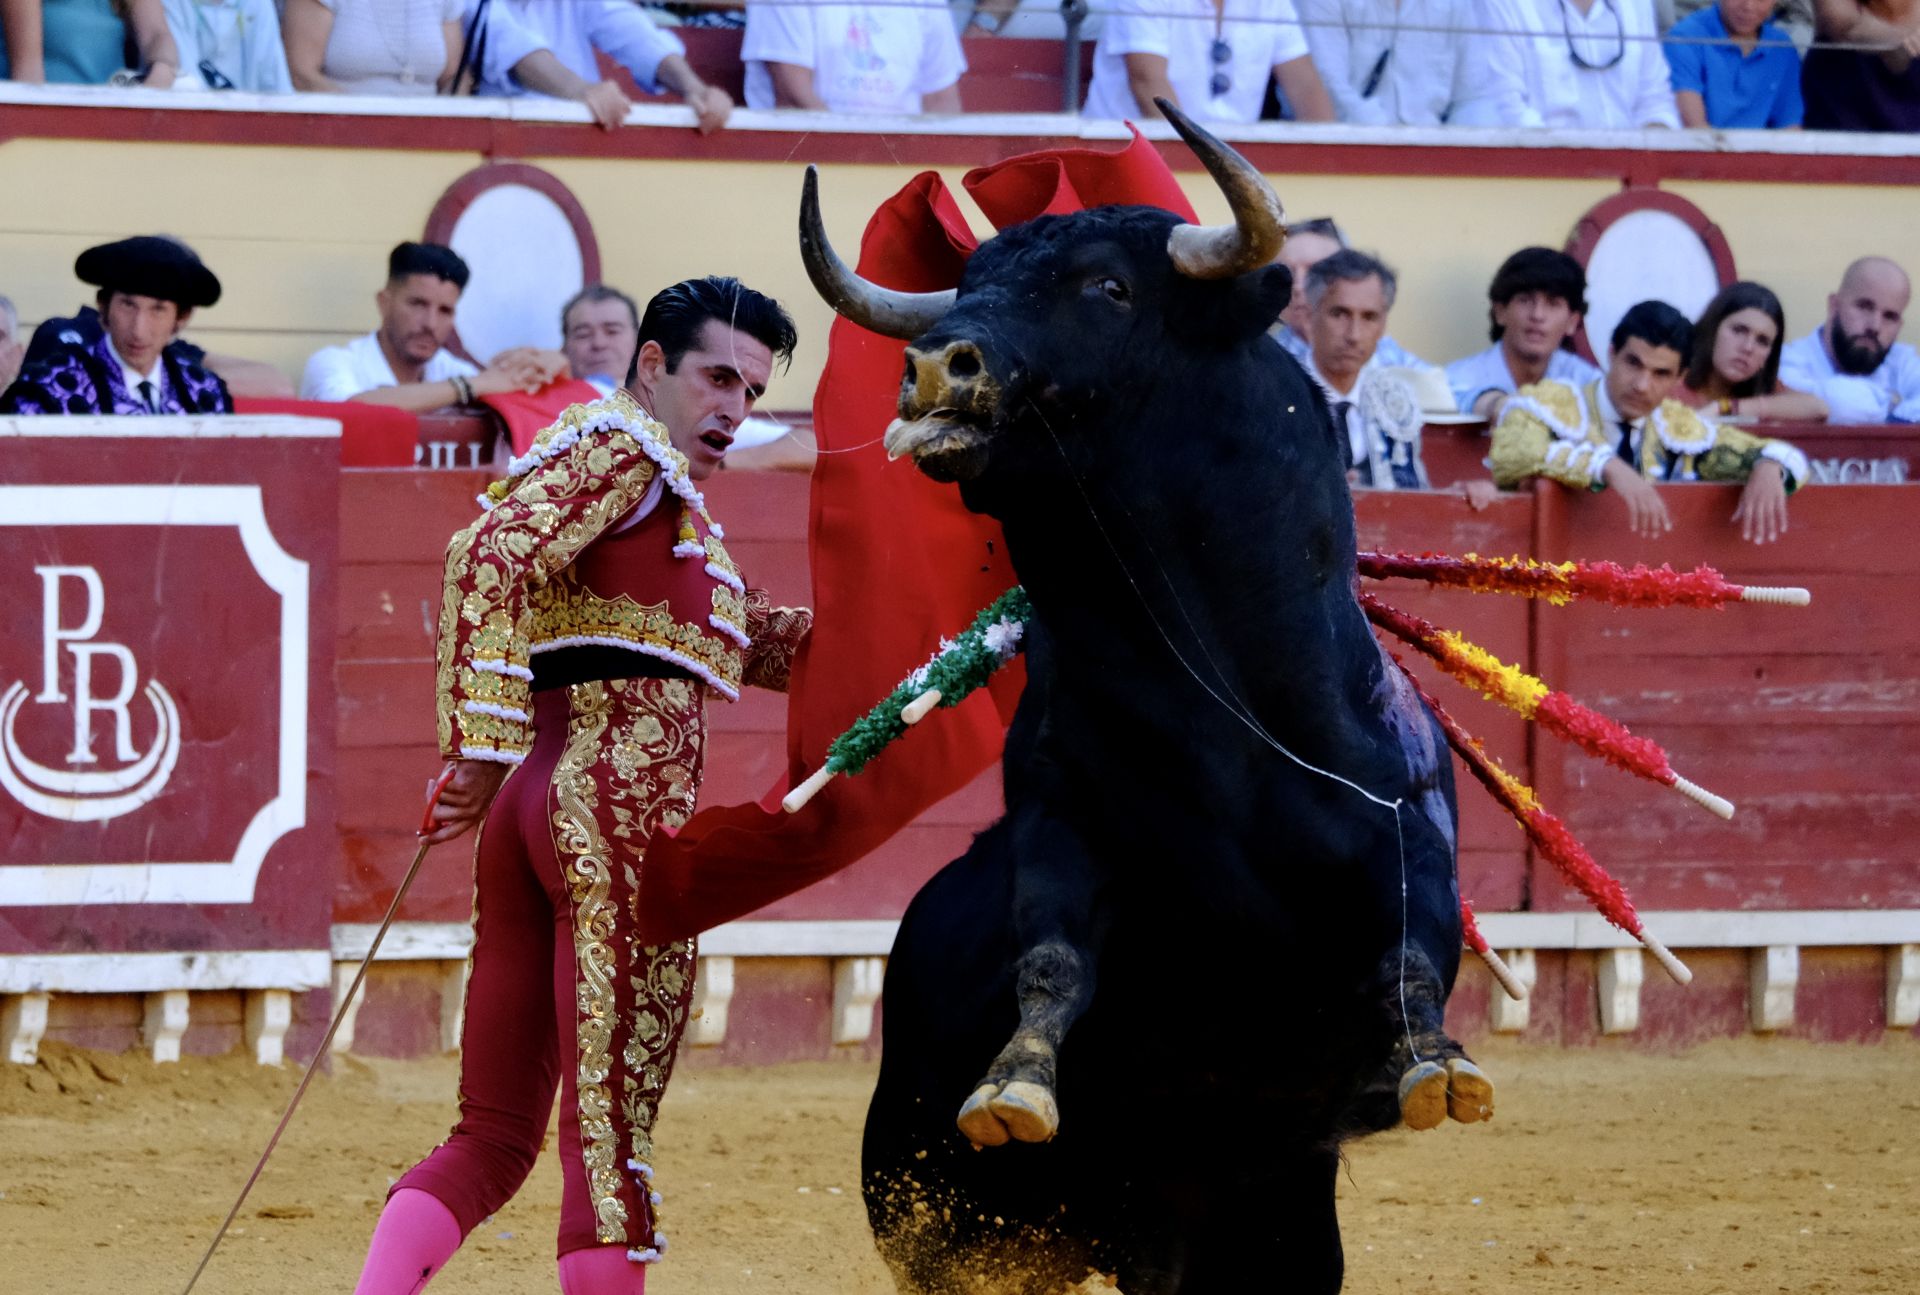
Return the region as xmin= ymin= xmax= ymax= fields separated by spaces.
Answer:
xmin=104 ymin=333 xmax=166 ymax=395
xmin=1593 ymin=378 xmax=1636 ymax=430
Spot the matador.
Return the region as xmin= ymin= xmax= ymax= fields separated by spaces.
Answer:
xmin=351 ymin=277 xmax=811 ymax=1295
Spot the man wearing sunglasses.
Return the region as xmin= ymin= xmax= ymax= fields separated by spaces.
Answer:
xmin=1084 ymin=0 xmax=1336 ymax=122
xmin=1485 ymin=0 xmax=1680 ymax=128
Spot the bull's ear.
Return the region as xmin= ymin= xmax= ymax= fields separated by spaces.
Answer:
xmin=1222 ymin=264 xmax=1293 ymax=339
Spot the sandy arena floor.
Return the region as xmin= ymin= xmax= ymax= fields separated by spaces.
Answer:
xmin=2 ymin=1037 xmax=1916 ymax=1294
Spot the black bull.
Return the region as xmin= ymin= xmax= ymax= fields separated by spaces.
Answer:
xmin=800 ymin=108 xmax=1485 ymax=1295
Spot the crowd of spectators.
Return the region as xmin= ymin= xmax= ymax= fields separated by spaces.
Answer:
xmin=2 ymin=226 xmax=1911 ymax=545
xmin=0 ymin=0 xmax=1914 ymax=131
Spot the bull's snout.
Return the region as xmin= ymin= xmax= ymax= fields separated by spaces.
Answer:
xmin=885 ymin=338 xmax=1000 ymax=481
xmin=900 ymin=339 xmax=991 ymax=419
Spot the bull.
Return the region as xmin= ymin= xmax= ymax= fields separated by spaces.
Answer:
xmin=799 ymin=105 xmax=1490 ymax=1295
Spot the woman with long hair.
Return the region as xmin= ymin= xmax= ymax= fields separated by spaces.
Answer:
xmin=1680 ymin=281 xmax=1829 ymax=422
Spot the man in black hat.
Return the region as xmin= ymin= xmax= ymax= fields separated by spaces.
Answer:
xmin=1 ymin=236 xmax=234 ymax=416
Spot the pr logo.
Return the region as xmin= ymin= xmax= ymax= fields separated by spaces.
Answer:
xmin=0 ymin=565 xmax=180 ymax=822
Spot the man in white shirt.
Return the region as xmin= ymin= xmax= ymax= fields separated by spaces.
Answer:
xmin=1447 ymin=246 xmax=1602 ymax=417
xmin=301 ymin=242 xmax=552 ymax=409
xmin=561 ymin=283 xmax=641 ymax=397
xmin=1301 ymin=249 xmax=1438 ymax=490
xmin=1779 ymin=256 xmax=1920 ymax=424
xmin=1487 ymin=0 xmax=1680 ymax=128
xmin=472 ymin=0 xmax=733 ymax=132
xmin=743 ymin=0 xmax=966 ymax=114
xmin=1084 ymin=0 xmax=1335 ymax=123
xmin=1301 ymin=0 xmax=1528 ymax=125
xmin=163 ymin=0 xmax=293 ymax=92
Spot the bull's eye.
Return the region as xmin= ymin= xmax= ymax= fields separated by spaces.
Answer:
xmin=1098 ymin=277 xmax=1131 ymax=306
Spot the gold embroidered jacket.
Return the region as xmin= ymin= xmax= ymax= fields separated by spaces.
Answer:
xmin=435 ymin=392 xmax=812 ymax=764
xmin=1489 ymin=380 xmax=1810 ymax=494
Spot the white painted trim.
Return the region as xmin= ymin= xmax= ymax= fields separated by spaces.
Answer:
xmin=699 ymin=919 xmax=900 ymax=958
xmin=3 ymin=993 xmax=50 ymax=1065
xmin=144 ymin=989 xmax=189 ymax=1064
xmin=831 ymin=957 xmax=886 ymax=1046
xmin=331 ymin=913 xmax=1920 ymax=964
xmin=1487 ymin=949 xmax=1537 ymax=1033
xmin=3 ymin=80 xmax=1917 ymax=161
xmin=1475 ymin=910 xmax=1920 ymax=949
xmin=1750 ymin=946 xmax=1799 ymax=1032
xmin=332 ymin=922 xmax=474 ymax=962
xmin=0 ymin=415 xmax=340 ymax=439
xmin=688 ymin=956 xmax=734 ymax=1047
xmin=330 ymin=963 xmax=366 ymax=1057
xmin=0 ymin=485 xmax=309 ymax=906
xmin=1597 ymin=948 xmax=1644 ymax=1035
xmin=1888 ymin=945 xmax=1920 ymax=1030
xmin=0 ymin=949 xmax=329 ymax=993
xmin=245 ymin=988 xmax=292 ymax=1066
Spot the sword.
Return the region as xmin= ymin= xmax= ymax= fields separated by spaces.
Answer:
xmin=179 ymin=765 xmax=460 ymax=1295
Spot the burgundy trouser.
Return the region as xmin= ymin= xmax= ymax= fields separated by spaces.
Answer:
xmin=396 ymin=678 xmax=704 ymax=1261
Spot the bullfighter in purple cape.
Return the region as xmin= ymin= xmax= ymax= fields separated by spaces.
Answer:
xmin=1 ymin=236 xmax=233 ymax=416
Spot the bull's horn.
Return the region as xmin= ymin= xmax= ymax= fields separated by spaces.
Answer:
xmin=1158 ymin=100 xmax=1288 ymax=281
xmin=799 ymin=165 xmax=956 ymax=341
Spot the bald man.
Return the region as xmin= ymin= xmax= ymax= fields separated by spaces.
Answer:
xmin=1779 ymin=256 xmax=1920 ymax=424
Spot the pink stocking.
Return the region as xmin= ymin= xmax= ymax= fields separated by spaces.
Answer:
xmin=557 ymin=1246 xmax=650 ymax=1294
xmin=351 ymin=1187 xmax=465 ymax=1295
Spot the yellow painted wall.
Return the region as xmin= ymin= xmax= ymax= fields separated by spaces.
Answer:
xmin=2 ymin=134 xmax=1912 ymax=403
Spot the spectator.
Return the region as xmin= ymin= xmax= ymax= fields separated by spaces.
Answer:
xmin=23 ymin=236 xmax=292 ymax=397
xmin=1665 ymin=0 xmax=1803 ymax=128
xmin=1446 ymin=246 xmax=1602 ymax=419
xmin=1082 ymin=0 xmax=1335 ymax=122
xmin=1779 ymin=256 xmax=1920 ymax=422
xmin=282 ymin=0 xmax=462 ymax=95
xmin=471 ymin=0 xmax=732 ymax=133
xmin=1489 ymin=299 xmax=1809 ymax=543
xmin=1484 ymin=0 xmax=1681 ymax=128
xmin=1301 ymin=0 xmax=1527 ymax=125
xmin=0 ymin=0 xmax=180 ymax=85
xmin=1301 ymin=249 xmax=1439 ymax=490
xmin=562 ymin=283 xmax=640 ymax=396
xmin=1678 ymin=281 xmax=1828 ymax=421
xmin=162 ymin=0 xmax=291 ymax=92
xmin=743 ymin=0 xmax=964 ymax=114
xmin=0 ymin=294 xmax=21 ymax=393
xmin=300 ymin=241 xmax=556 ymax=409
xmin=1 ymin=236 xmax=232 ymax=415
xmin=1802 ymin=0 xmax=1920 ymax=130
xmin=1271 ymin=217 xmax=1424 ymax=369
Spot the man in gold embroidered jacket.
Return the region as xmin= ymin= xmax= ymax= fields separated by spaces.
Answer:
xmin=1489 ymin=300 xmax=1809 ymax=544
xmin=350 ymin=279 xmax=809 ymax=1294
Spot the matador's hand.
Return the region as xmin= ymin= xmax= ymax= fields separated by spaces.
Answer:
xmin=422 ymin=759 xmax=509 ymax=846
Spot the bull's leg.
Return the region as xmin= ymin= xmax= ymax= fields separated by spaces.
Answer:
xmin=956 ymin=806 xmax=1106 ymax=1148
xmin=1379 ymin=944 xmax=1494 ymax=1132
xmin=956 ymin=940 xmax=1089 ymax=1145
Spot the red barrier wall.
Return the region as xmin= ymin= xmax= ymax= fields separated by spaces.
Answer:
xmin=335 ymin=461 xmax=1919 ymax=932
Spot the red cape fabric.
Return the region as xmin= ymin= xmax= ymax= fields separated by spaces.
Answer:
xmin=634 ymin=129 xmax=1190 ymax=944
xmin=234 ymin=397 xmax=419 ymax=467
xmin=481 ymin=379 xmax=608 ymax=455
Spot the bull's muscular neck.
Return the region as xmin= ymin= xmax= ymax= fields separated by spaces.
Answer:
xmin=996 ymin=355 xmax=1387 ymax=775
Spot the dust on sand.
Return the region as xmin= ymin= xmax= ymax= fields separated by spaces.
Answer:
xmin=2 ymin=1037 xmax=1915 ymax=1293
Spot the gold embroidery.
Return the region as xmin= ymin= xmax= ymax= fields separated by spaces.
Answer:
xmin=526 ymin=584 xmax=746 ymax=692
xmin=552 ymin=682 xmax=628 ymax=1244
xmin=740 ymin=590 xmax=813 ymax=694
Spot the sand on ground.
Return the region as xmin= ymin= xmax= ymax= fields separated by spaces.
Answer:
xmin=2 ymin=1037 xmax=1916 ymax=1294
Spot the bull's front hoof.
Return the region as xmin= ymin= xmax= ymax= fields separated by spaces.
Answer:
xmin=1445 ymin=1057 xmax=1495 ymax=1124
xmin=1398 ymin=1060 xmax=1449 ymax=1131
xmin=987 ymin=1081 xmax=1059 ymax=1143
xmin=957 ymin=1084 xmax=1011 ymax=1147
